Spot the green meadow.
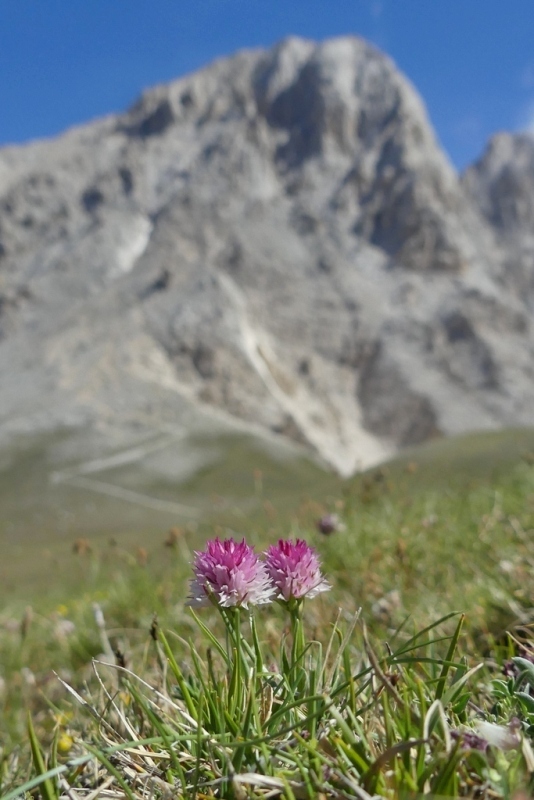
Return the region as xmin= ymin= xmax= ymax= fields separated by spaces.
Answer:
xmin=2 ymin=427 xmax=534 ymax=797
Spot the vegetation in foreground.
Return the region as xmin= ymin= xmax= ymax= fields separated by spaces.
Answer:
xmin=3 ymin=430 xmax=534 ymax=796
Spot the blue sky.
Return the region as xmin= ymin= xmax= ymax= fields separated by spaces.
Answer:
xmin=0 ymin=0 xmax=533 ymax=170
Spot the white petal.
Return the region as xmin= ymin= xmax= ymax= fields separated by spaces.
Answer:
xmin=476 ymin=721 xmax=520 ymax=751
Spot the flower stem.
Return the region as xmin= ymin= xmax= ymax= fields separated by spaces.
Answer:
xmin=227 ymin=607 xmax=242 ymax=713
xmin=289 ymin=601 xmax=306 ymax=689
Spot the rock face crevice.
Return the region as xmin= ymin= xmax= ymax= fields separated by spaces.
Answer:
xmin=358 ymin=342 xmax=440 ymax=446
xmin=0 ymin=35 xmax=533 ymax=473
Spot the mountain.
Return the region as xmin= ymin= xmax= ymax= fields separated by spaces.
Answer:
xmin=0 ymin=35 xmax=533 ymax=475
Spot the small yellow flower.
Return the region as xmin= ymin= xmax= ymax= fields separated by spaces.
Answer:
xmin=119 ymin=691 xmax=131 ymax=706
xmin=57 ymin=734 xmax=74 ymax=754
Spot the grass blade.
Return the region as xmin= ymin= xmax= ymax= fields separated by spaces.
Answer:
xmin=27 ymin=713 xmax=58 ymax=800
xmin=435 ymin=614 xmax=464 ymax=700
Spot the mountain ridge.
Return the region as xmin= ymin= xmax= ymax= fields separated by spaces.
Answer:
xmin=0 ymin=35 xmax=533 ymax=474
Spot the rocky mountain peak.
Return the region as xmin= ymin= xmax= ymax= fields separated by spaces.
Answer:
xmin=0 ymin=36 xmax=533 ymax=474
xmin=463 ymin=132 xmax=534 ymax=234
xmin=463 ymin=131 xmax=534 ymax=302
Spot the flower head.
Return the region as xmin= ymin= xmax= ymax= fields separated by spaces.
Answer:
xmin=450 ymin=730 xmax=489 ymax=752
xmin=316 ymin=513 xmax=345 ymax=536
xmin=265 ymin=539 xmax=331 ymax=602
xmin=189 ymin=538 xmax=274 ymax=608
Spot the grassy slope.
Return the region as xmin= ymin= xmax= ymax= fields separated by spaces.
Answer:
xmin=2 ymin=427 xmax=534 ymax=793
xmin=0 ymin=430 xmax=340 ymax=604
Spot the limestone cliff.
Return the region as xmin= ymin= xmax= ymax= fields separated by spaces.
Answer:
xmin=0 ymin=36 xmax=532 ymax=473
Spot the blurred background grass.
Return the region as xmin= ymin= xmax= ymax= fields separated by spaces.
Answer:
xmin=2 ymin=427 xmax=534 ymax=747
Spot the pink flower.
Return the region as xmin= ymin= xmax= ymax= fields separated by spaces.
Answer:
xmin=265 ymin=539 xmax=331 ymax=602
xmin=189 ymin=538 xmax=274 ymax=608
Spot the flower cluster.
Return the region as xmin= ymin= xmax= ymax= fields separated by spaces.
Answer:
xmin=189 ymin=537 xmax=330 ymax=609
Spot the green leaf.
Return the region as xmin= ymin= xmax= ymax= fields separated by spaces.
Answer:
xmin=440 ymin=663 xmax=483 ymax=706
xmin=512 ymin=657 xmax=534 ymax=689
xmin=158 ymin=627 xmax=198 ymax=721
xmin=250 ymin=613 xmax=264 ymax=673
xmin=452 ymin=692 xmax=470 ymax=715
xmin=27 ymin=713 xmax=58 ymax=800
xmin=189 ymin=608 xmax=230 ymax=665
xmin=515 ymin=691 xmax=534 ymax=715
xmin=435 ymin=614 xmax=464 ymax=700
xmin=1 ymin=765 xmax=71 ymax=800
xmin=430 ymin=747 xmax=464 ymax=796
xmin=424 ymin=699 xmax=451 ymax=752
xmin=392 ymin=613 xmax=461 ymax=657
